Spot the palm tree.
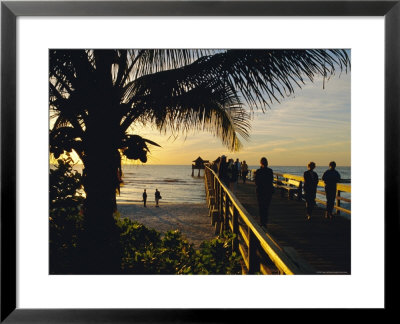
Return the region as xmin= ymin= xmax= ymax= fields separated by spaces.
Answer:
xmin=49 ymin=49 xmax=350 ymax=273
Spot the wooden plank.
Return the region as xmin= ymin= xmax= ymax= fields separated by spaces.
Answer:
xmin=239 ymin=224 xmax=249 ymax=247
xmin=337 ymin=196 xmax=351 ymax=203
xmin=283 ymin=247 xmax=317 ymax=274
xmin=248 ymin=230 xmax=259 ymax=274
xmin=233 ymin=182 xmax=351 ymax=275
xmin=232 ymin=209 xmax=239 ymax=252
xmin=315 ymin=198 xmax=326 ymax=205
xmin=288 ymin=179 xmax=301 ymax=186
xmin=252 ymin=170 xmax=351 ymax=193
xmin=315 ymin=198 xmax=351 ymax=215
xmin=205 ymin=166 xmax=349 ymax=275
xmin=239 ymin=244 xmax=249 ymax=270
xmin=334 ymin=205 xmax=351 ymax=214
xmin=317 ymin=180 xmax=350 ymax=193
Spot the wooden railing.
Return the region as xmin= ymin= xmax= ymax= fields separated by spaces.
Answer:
xmin=204 ymin=166 xmax=314 ymax=275
xmin=248 ymin=170 xmax=351 ymax=215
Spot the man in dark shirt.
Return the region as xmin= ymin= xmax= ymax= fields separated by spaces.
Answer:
xmin=142 ymin=189 xmax=147 ymax=207
xmin=155 ymin=189 xmax=161 ymax=207
xmin=255 ymin=157 xmax=274 ymax=228
xmin=303 ymin=162 xmax=319 ymax=220
xmin=218 ymin=155 xmax=230 ymax=186
xmin=322 ymin=161 xmax=341 ymax=219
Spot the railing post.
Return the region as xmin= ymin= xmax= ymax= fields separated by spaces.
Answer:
xmin=336 ymin=190 xmax=341 ymax=215
xmin=223 ymin=192 xmax=229 ymax=233
xmin=213 ymin=175 xmax=217 ymax=208
xmin=232 ymin=208 xmax=239 ymax=253
xmin=217 ymin=184 xmax=223 ymax=235
xmin=298 ymin=181 xmax=303 ymax=200
xmin=248 ymin=229 xmax=259 ymax=274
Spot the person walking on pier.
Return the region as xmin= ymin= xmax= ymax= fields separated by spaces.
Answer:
xmin=218 ymin=155 xmax=230 ymax=187
xmin=303 ymin=162 xmax=319 ymax=220
xmin=155 ymin=188 xmax=162 ymax=207
xmin=142 ymin=189 xmax=147 ymax=207
xmin=241 ymin=160 xmax=249 ymax=183
xmin=322 ymin=161 xmax=341 ymax=219
xmin=235 ymin=158 xmax=241 ymax=180
xmin=212 ymin=157 xmax=220 ymax=174
xmin=255 ymin=157 xmax=274 ymax=228
xmin=228 ymin=158 xmax=239 ymax=192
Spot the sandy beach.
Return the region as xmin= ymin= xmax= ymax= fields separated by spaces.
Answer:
xmin=117 ymin=202 xmax=217 ymax=248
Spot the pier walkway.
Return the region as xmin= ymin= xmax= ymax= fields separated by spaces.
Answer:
xmin=204 ymin=166 xmax=351 ymax=275
xmin=233 ymin=181 xmax=351 ymax=274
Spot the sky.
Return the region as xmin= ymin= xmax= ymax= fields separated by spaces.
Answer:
xmin=124 ymin=71 xmax=351 ymax=167
xmin=53 ymin=55 xmax=351 ymax=168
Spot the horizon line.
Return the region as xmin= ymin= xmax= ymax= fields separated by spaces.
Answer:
xmin=51 ymin=163 xmax=351 ymax=167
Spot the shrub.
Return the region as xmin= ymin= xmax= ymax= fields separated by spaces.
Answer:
xmin=49 ymin=156 xmax=84 ymax=273
xmin=117 ymin=217 xmax=242 ymax=274
xmin=192 ymin=232 xmax=242 ymax=274
xmin=49 ymin=158 xmax=243 ymax=274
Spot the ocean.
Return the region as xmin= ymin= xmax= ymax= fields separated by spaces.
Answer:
xmin=117 ymin=164 xmax=206 ymax=204
xmin=70 ymin=164 xmax=351 ymax=210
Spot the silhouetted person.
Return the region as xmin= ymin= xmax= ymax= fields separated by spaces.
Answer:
xmin=241 ymin=160 xmax=249 ymax=183
xmin=218 ymin=155 xmax=230 ymax=186
xmin=303 ymin=162 xmax=319 ymax=220
xmin=142 ymin=189 xmax=147 ymax=207
xmin=228 ymin=158 xmax=238 ymax=192
xmin=322 ymin=161 xmax=341 ymax=219
xmin=212 ymin=157 xmax=220 ymax=173
xmin=155 ymin=189 xmax=161 ymax=207
xmin=255 ymin=157 xmax=274 ymax=228
xmin=235 ymin=158 xmax=241 ymax=179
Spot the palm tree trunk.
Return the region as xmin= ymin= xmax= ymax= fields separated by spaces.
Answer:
xmin=79 ymin=128 xmax=122 ymax=274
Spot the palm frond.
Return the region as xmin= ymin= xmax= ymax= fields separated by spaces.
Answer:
xmin=126 ymin=49 xmax=215 ymax=82
xmin=49 ymin=49 xmax=350 ymax=154
xmin=120 ymin=65 xmax=249 ymax=151
xmin=120 ymin=134 xmax=161 ymax=162
xmin=176 ymin=49 xmax=350 ymax=112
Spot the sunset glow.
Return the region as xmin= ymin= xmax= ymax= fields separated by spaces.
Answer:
xmin=123 ymin=73 xmax=351 ymax=167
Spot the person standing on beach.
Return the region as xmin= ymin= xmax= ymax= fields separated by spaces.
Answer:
xmin=303 ymin=162 xmax=319 ymax=220
xmin=322 ymin=161 xmax=341 ymax=220
xmin=218 ymin=155 xmax=230 ymax=187
xmin=155 ymin=188 xmax=162 ymax=207
xmin=241 ymin=161 xmax=249 ymax=184
xmin=255 ymin=157 xmax=274 ymax=228
xmin=142 ymin=189 xmax=147 ymax=207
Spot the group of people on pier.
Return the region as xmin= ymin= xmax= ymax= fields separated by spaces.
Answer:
xmin=254 ymin=158 xmax=341 ymax=227
xmin=212 ymin=156 xmax=341 ymax=228
xmin=211 ymin=156 xmax=249 ymax=192
xmin=303 ymin=161 xmax=341 ymax=221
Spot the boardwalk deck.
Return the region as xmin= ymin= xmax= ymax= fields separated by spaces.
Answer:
xmin=233 ymin=181 xmax=351 ymax=274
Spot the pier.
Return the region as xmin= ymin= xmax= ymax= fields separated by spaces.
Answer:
xmin=204 ymin=166 xmax=351 ymax=275
xmin=191 ymin=156 xmax=209 ymax=177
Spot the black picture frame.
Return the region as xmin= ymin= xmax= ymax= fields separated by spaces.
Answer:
xmin=1 ymin=0 xmax=398 ymax=322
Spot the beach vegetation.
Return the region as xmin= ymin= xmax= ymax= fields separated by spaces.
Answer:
xmin=49 ymin=49 xmax=350 ymax=272
xmin=50 ymin=158 xmax=242 ymax=274
xmin=118 ymin=217 xmax=242 ymax=274
xmin=193 ymin=232 xmax=242 ymax=274
xmin=118 ymin=218 xmax=242 ymax=275
xmin=49 ymin=156 xmax=84 ymax=273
